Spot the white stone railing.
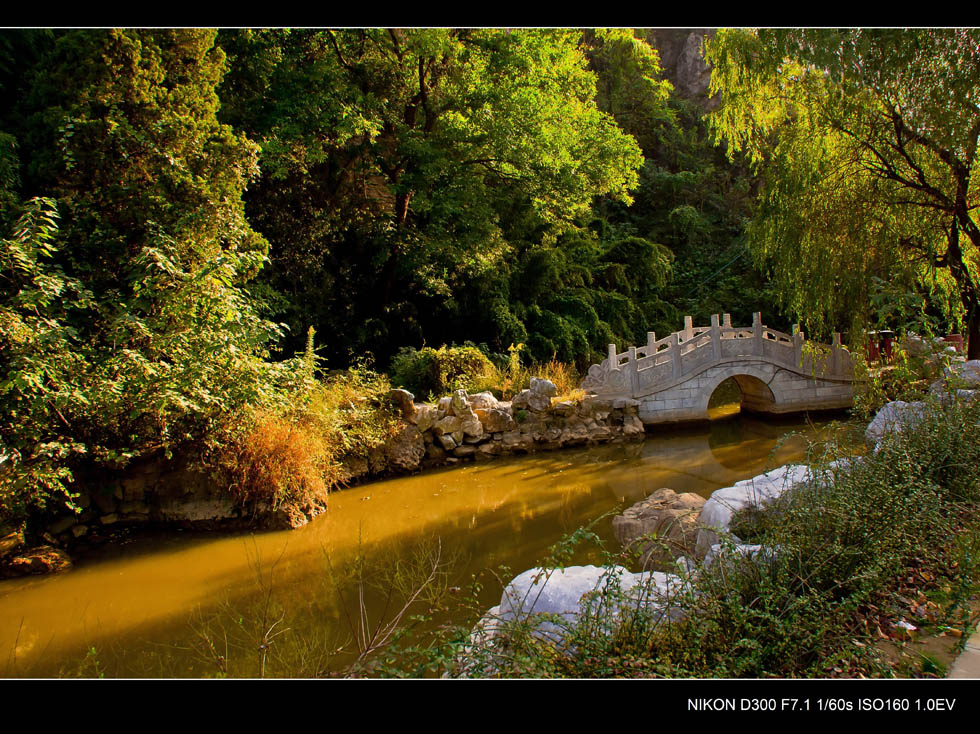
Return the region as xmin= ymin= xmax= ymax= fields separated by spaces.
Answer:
xmin=581 ymin=313 xmax=853 ymax=397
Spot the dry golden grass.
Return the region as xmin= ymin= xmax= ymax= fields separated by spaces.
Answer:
xmin=219 ymin=366 xmax=400 ymax=516
xmin=223 ymin=410 xmax=337 ymax=513
xmin=471 ymin=352 xmax=583 ymax=401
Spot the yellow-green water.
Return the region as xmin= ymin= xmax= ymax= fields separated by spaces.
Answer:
xmin=0 ymin=412 xmax=836 ymax=677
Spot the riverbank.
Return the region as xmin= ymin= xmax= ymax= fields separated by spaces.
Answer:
xmin=444 ymin=375 xmax=980 ymax=679
xmin=0 ymin=376 xmax=650 ymax=578
xmin=0 ymin=414 xmax=828 ymax=677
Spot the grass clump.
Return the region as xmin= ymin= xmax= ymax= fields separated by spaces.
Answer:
xmin=217 ymin=364 xmax=400 ymax=520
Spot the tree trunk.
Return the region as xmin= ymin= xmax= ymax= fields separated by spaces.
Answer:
xmin=968 ymin=307 xmax=980 ymax=361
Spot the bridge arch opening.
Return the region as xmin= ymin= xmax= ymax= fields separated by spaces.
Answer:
xmin=706 ymin=375 xmax=777 ymax=418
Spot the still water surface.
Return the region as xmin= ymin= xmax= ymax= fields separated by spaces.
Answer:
xmin=0 ymin=411 xmax=837 ymax=677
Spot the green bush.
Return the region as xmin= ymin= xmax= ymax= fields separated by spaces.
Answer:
xmin=389 ymin=345 xmax=496 ymax=399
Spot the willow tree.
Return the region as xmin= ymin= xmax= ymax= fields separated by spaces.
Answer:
xmin=707 ymin=29 xmax=980 ymax=357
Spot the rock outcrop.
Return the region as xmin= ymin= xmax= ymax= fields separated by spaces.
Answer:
xmin=458 ymin=564 xmax=686 ymax=674
xmin=613 ymin=488 xmax=705 ymax=569
xmin=392 ymin=387 xmax=646 ymax=476
xmin=1 ymin=544 xmax=72 ymax=578
xmin=695 ymin=464 xmax=810 ymax=558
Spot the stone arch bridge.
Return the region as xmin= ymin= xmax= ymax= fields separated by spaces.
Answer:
xmin=580 ymin=313 xmax=855 ymax=425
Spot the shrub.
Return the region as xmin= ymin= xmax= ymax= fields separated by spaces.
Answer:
xmin=389 ymin=345 xmax=496 ymax=399
xmin=216 ymin=364 xmax=400 ymax=517
xmin=220 ymin=410 xmax=334 ymax=514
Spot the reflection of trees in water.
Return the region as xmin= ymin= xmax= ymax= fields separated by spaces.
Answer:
xmin=707 ymin=376 xmax=742 ymax=409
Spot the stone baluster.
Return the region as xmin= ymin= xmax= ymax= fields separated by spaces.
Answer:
xmin=608 ymin=343 xmax=617 ymax=368
xmin=793 ymin=324 xmax=804 ymax=367
xmin=628 ymin=346 xmax=639 ymax=394
xmin=683 ymin=315 xmax=693 ymax=342
xmin=753 ymin=312 xmax=763 ymax=355
xmin=647 ymin=331 xmax=656 ymax=356
xmin=723 ymin=313 xmax=732 ymax=328
xmin=671 ymin=333 xmax=681 ymax=378
xmin=832 ymin=332 xmax=842 ymax=375
xmin=710 ymin=314 xmax=721 ymax=360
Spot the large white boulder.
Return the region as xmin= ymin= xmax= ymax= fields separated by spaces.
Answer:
xmin=490 ymin=565 xmax=684 ymax=645
xmin=946 ymin=360 xmax=980 ymax=388
xmin=694 ymin=464 xmax=808 ymax=558
xmin=864 ymin=400 xmax=928 ymax=449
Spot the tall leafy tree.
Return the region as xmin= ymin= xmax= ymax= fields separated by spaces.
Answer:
xmin=2 ymin=29 xmax=283 ymax=488
xmin=707 ymin=29 xmax=980 ymax=356
xmin=218 ymin=29 xmax=645 ymax=364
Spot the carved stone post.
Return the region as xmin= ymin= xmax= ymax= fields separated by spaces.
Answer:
xmin=710 ymin=314 xmax=721 ymax=360
xmin=793 ymin=325 xmax=804 ymax=368
xmin=628 ymin=346 xmax=639 ymax=394
xmin=671 ymin=333 xmax=681 ymax=378
xmin=753 ymin=312 xmax=763 ymax=355
xmin=608 ymin=343 xmax=617 ymax=367
xmin=683 ymin=315 xmax=693 ymax=341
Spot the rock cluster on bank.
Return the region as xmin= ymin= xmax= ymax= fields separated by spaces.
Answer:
xmin=340 ymin=380 xmax=646 ymax=485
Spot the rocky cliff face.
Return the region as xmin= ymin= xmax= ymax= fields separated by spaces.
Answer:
xmin=645 ymin=29 xmax=716 ymax=109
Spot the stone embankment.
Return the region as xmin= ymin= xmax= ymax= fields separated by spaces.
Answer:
xmin=343 ymin=378 xmax=646 ymax=484
xmin=1 ymin=378 xmax=647 ymax=577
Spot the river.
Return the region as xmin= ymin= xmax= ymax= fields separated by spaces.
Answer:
xmin=0 ymin=410 xmax=840 ymax=677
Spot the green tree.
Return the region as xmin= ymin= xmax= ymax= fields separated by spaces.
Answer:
xmin=0 ymin=30 xmax=286 ymax=520
xmin=707 ymin=29 xmax=980 ymax=356
xmin=218 ymin=29 xmax=645 ymax=363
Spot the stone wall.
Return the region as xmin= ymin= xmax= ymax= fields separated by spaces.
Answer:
xmin=339 ymin=379 xmax=647 ymax=485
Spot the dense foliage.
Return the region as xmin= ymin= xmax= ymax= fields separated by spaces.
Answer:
xmin=706 ymin=29 xmax=980 ymax=354
xmin=0 ymin=30 xmax=293 ymax=522
xmin=10 ymin=26 xmax=947 ymax=530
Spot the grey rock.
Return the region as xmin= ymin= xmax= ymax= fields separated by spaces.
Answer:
xmin=389 ymin=388 xmax=416 ymax=420
xmin=450 ymin=389 xmax=475 ymax=418
xmin=480 ymin=408 xmax=517 ymax=433
xmin=695 ymin=465 xmax=810 ymax=558
xmin=613 ymin=488 xmax=705 ymax=567
xmin=529 ymin=377 xmax=558 ymax=398
xmin=433 ymin=415 xmax=462 ymax=436
xmin=511 ymin=390 xmax=533 ymax=411
xmin=436 ymin=433 xmax=457 ymax=451
xmin=864 ymin=400 xmax=928 ymax=449
xmin=492 ymin=565 xmax=686 ymax=645
xmin=410 ymin=403 xmax=439 ymax=432
xmin=460 ymin=414 xmax=484 ymax=439
xmin=467 ymin=391 xmax=499 ymax=410
xmin=384 ymin=423 xmax=425 ymax=473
